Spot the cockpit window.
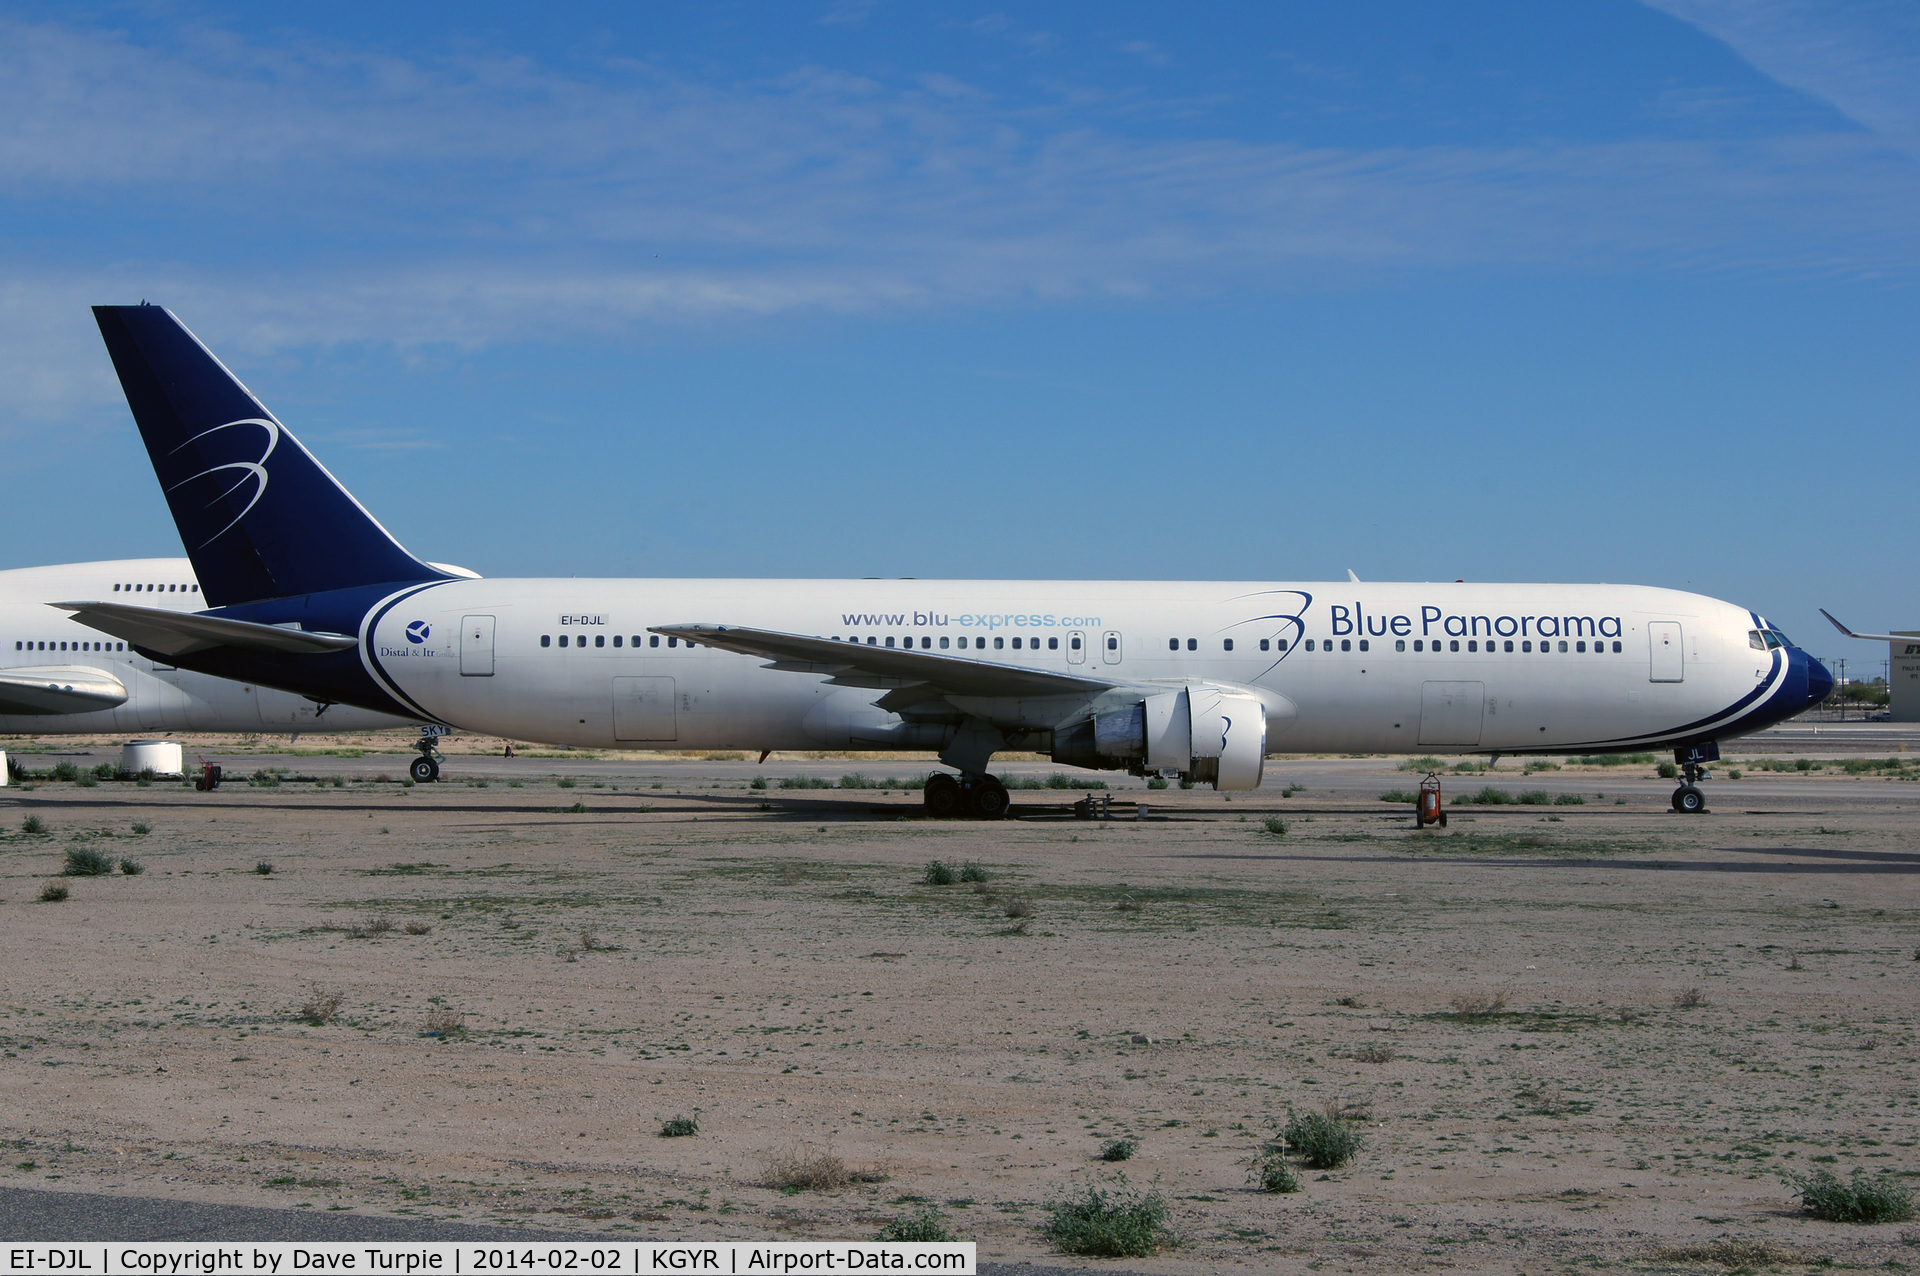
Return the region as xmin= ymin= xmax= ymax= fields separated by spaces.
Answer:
xmin=1749 ymin=630 xmax=1766 ymax=651
xmin=1766 ymin=628 xmax=1793 ymax=649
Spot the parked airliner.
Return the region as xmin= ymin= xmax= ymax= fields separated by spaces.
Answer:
xmin=60 ymin=305 xmax=1832 ymax=815
xmin=2 ymin=558 xmax=419 ymax=736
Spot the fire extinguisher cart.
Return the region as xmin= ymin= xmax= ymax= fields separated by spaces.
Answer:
xmin=1415 ymin=772 xmax=1446 ymax=828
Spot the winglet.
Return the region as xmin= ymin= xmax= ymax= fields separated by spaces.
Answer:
xmin=1821 ymin=608 xmax=1858 ymax=639
xmin=1819 ymin=609 xmax=1916 ymax=643
xmin=1347 ymin=568 xmax=1361 ymax=583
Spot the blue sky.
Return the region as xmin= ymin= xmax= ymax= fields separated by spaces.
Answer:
xmin=1 ymin=1 xmax=1916 ymax=664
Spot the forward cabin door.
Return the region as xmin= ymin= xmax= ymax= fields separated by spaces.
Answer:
xmin=460 ymin=615 xmax=496 ymax=676
xmin=1418 ymin=681 xmax=1485 ymax=747
xmin=1648 ymin=622 xmax=1684 ymax=683
xmin=1066 ymin=631 xmax=1087 ymax=665
xmin=613 ymin=676 xmax=677 ymax=741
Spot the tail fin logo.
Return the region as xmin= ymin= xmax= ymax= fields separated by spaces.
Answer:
xmin=165 ymin=418 xmax=281 ymax=549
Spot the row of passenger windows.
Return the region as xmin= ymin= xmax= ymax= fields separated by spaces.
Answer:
xmin=533 ymin=631 xmax=1622 ymax=656
xmin=16 ymin=641 xmax=126 ymax=652
xmin=1297 ymin=637 xmax=1622 ymax=654
xmin=111 ymin=582 xmax=196 ymax=594
xmin=834 ymin=634 xmax=1074 ymax=650
xmin=541 ymin=634 xmax=705 ymax=648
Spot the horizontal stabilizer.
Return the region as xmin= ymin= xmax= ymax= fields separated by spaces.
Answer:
xmin=0 ymin=665 xmax=129 ymax=715
xmin=55 ymin=602 xmax=358 ymax=657
xmin=651 ymin=624 xmax=1115 ymax=699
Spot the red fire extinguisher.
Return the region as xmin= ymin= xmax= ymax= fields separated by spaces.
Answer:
xmin=1417 ymin=772 xmax=1445 ymax=827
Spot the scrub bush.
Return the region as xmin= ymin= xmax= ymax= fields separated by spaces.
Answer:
xmin=1041 ymin=1178 xmax=1175 ymax=1258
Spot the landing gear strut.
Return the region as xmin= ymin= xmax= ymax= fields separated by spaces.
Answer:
xmin=1670 ymin=743 xmax=1717 ymax=814
xmin=922 ymin=772 xmax=1009 ymax=819
xmin=410 ymin=726 xmax=450 ymax=784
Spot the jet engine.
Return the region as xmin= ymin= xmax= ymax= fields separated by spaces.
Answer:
xmin=1051 ymin=686 xmax=1267 ymax=790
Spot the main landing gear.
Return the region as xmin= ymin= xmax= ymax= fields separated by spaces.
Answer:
xmin=923 ymin=772 xmax=1009 ymax=820
xmin=410 ymin=726 xmax=451 ymax=784
xmin=1670 ymin=742 xmax=1718 ymax=814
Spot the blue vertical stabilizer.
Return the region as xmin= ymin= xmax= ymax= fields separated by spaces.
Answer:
xmin=93 ymin=304 xmax=450 ymax=607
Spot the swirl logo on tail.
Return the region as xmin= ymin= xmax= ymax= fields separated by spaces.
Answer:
xmin=165 ymin=418 xmax=281 ymax=549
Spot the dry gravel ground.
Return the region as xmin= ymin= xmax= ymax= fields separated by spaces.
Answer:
xmin=1 ymin=735 xmax=1917 ymax=1272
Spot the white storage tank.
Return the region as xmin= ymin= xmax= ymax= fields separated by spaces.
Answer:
xmin=0 ymin=749 xmax=8 ymax=786
xmin=122 ymin=739 xmax=185 ymax=777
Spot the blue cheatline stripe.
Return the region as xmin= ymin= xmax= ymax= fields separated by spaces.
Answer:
xmin=360 ymin=582 xmax=457 ymax=725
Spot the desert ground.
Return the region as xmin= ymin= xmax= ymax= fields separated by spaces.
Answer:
xmin=1 ymin=729 xmax=1916 ymax=1272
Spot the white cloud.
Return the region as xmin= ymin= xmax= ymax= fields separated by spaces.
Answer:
xmin=1 ymin=12 xmax=1918 ymax=430
xmin=1642 ymin=0 xmax=1920 ymax=147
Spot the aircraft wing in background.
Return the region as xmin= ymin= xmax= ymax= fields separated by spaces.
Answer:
xmin=0 ymin=665 xmax=129 ymax=715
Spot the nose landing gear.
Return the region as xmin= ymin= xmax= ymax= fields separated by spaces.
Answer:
xmin=410 ymin=726 xmax=450 ymax=783
xmin=922 ymin=771 xmax=1009 ymax=819
xmin=1670 ymin=743 xmax=1717 ymax=814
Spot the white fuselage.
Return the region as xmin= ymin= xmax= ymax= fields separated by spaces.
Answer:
xmin=354 ymin=577 xmax=1781 ymax=756
xmin=0 ymin=559 xmax=414 ymax=735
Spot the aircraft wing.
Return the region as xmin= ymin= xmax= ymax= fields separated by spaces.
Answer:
xmin=0 ymin=664 xmax=129 ymax=715
xmin=54 ymin=602 xmax=359 ymax=657
xmin=650 ymin=624 xmax=1116 ymax=698
xmin=1820 ymin=609 xmax=1916 ymax=644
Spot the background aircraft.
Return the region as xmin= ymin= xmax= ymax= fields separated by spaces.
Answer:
xmin=68 ymin=305 xmax=1833 ymax=814
xmin=1 ymin=557 xmax=423 ymax=737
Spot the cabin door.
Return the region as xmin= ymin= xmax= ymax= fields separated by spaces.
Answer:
xmin=1418 ymin=681 xmax=1485 ymax=747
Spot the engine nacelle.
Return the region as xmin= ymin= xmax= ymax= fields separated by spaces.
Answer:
xmin=1051 ymin=686 xmax=1267 ymax=790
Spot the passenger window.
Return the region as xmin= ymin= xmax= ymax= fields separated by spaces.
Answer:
xmin=885 ymin=637 xmax=896 ymax=648
xmin=1612 ymin=641 xmax=1622 ymax=653
xmin=1576 ymin=640 xmax=1586 ymax=653
xmin=994 ymin=637 xmax=1005 ymax=649
xmin=1259 ymin=639 xmax=1269 ymax=651
xmin=668 ymin=637 xmax=678 ymax=647
xmin=112 ymin=584 xmax=120 ymax=592
xmin=1168 ymin=638 xmax=1178 ymax=651
xmin=595 ymin=634 xmax=606 ymax=648
xmin=1522 ymin=640 xmax=1531 ymax=652
xmin=612 ymin=635 xmax=622 ymax=647
xmin=1011 ymin=637 xmax=1021 ymax=649
xmin=191 ymin=585 xmax=199 ymax=592
xmin=1467 ymin=640 xmax=1477 ymax=653
xmin=1185 ymin=638 xmax=1196 ymax=651
xmin=1276 ymin=639 xmax=1288 ymax=651
xmin=1557 ymin=640 xmax=1568 ymax=652
xmin=1340 ymin=639 xmax=1350 ymax=652
xmin=1394 ymin=639 xmax=1405 ymax=652
xmin=1223 ymin=638 xmax=1233 ymax=651
xmin=1413 ymin=640 xmax=1422 ymax=652
xmin=649 ymin=635 xmax=660 ymax=647
xmin=1449 ymin=640 xmax=1460 ymax=652
xmin=939 ymin=636 xmax=950 ymax=649
xmin=1048 ymin=637 xmax=1058 ymax=650
xmin=1358 ymin=639 xmax=1369 ymax=652
xmin=1306 ymin=640 xmax=1315 ymax=651
xmin=867 ymin=636 xmax=877 ymax=645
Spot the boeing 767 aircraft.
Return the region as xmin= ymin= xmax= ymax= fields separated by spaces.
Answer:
xmin=57 ymin=305 xmax=1832 ymax=816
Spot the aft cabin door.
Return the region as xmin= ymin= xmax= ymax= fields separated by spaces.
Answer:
xmin=1067 ymin=631 xmax=1087 ymax=665
xmin=460 ymin=615 xmax=496 ymax=676
xmin=1418 ymin=681 xmax=1485 ymax=747
xmin=1102 ymin=631 xmax=1123 ymax=665
xmin=1648 ymin=622 xmax=1684 ymax=683
xmin=613 ymin=676 xmax=677 ymax=741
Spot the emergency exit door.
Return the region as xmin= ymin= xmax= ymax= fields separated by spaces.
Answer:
xmin=460 ymin=615 xmax=495 ymax=676
xmin=1648 ymin=621 xmax=1684 ymax=683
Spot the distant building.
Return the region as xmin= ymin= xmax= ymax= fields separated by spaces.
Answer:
xmin=1892 ymin=632 xmax=1920 ymax=722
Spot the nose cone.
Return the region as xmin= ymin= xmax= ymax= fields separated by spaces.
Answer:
xmin=1800 ymin=650 xmax=1835 ymax=708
